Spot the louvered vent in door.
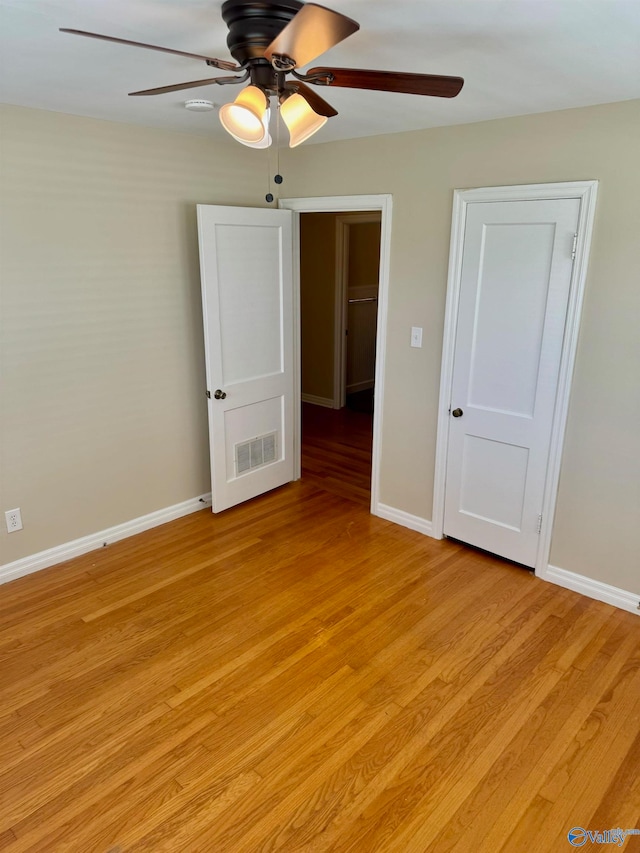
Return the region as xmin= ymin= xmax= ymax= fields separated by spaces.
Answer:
xmin=235 ymin=432 xmax=278 ymax=476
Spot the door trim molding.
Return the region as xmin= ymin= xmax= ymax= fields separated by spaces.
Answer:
xmin=431 ymin=180 xmax=598 ymax=579
xmin=279 ymin=194 xmax=393 ymax=514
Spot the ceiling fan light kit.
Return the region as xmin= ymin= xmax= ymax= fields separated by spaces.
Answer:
xmin=228 ymin=107 xmax=273 ymax=148
xmin=219 ymin=83 xmax=269 ymax=142
xmin=60 ymin=0 xmax=464 ymax=148
xmin=279 ymin=91 xmax=327 ymax=147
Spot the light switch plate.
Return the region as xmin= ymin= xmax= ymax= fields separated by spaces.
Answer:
xmin=411 ymin=327 xmax=423 ymax=348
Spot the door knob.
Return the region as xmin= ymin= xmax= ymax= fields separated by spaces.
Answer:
xmin=214 ymin=389 xmax=226 ymax=400
xmin=451 ymin=407 xmax=463 ymax=418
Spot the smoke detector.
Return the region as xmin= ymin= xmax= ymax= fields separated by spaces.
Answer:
xmin=184 ymin=99 xmax=215 ymax=112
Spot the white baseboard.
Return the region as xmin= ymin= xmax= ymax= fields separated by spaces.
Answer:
xmin=0 ymin=493 xmax=212 ymax=587
xmin=301 ymin=393 xmax=336 ymax=408
xmin=544 ymin=564 xmax=639 ymax=615
xmin=368 ymin=516 xmax=638 ymax=616
xmin=346 ymin=380 xmax=374 ymax=394
xmin=374 ymin=503 xmax=433 ymax=537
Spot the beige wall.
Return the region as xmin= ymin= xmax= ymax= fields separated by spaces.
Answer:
xmin=284 ymin=99 xmax=640 ymax=593
xmin=2 ymin=99 xmax=638 ymax=597
xmin=0 ymin=104 xmax=265 ymax=565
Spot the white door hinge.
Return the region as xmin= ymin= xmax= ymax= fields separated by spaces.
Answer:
xmin=536 ymin=514 xmax=543 ymax=534
xmin=571 ymin=233 xmax=578 ymax=261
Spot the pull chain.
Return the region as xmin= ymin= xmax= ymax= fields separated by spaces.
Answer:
xmin=274 ymin=100 xmax=283 ymax=193
xmin=265 ymin=99 xmax=274 ymax=203
xmin=264 ymin=97 xmax=283 ymax=204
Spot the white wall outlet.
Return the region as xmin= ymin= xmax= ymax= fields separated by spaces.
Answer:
xmin=411 ymin=326 xmax=423 ymax=348
xmin=5 ymin=508 xmax=23 ymax=533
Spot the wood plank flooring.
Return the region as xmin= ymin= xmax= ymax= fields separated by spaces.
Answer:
xmin=1 ymin=427 xmax=639 ymax=851
xmin=302 ymin=402 xmax=373 ymax=505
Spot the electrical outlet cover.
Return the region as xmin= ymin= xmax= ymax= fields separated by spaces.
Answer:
xmin=5 ymin=508 xmax=23 ymax=532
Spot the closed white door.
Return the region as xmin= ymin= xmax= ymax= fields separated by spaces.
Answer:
xmin=444 ymin=197 xmax=581 ymax=566
xmin=197 ymin=204 xmax=294 ymax=512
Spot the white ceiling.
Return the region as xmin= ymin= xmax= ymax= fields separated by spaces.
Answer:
xmin=1 ymin=0 xmax=639 ymax=145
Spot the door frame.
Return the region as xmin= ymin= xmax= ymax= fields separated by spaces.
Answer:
xmin=432 ymin=180 xmax=598 ymax=578
xmin=279 ymin=194 xmax=393 ymax=515
xmin=334 ymin=212 xmax=383 ymax=409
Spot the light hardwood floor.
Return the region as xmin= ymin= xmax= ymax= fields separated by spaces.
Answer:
xmin=1 ymin=420 xmax=639 ymax=851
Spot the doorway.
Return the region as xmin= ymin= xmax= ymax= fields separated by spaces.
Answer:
xmin=298 ymin=211 xmax=381 ymax=411
xmin=298 ymin=210 xmax=381 ymax=504
xmin=433 ymin=181 xmax=598 ymax=575
xmin=279 ymin=194 xmax=393 ymax=513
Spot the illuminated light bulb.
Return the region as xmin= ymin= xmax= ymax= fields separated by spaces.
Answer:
xmin=227 ymin=108 xmax=272 ymax=148
xmin=280 ymin=93 xmax=327 ymax=147
xmin=219 ymin=85 xmax=268 ymax=144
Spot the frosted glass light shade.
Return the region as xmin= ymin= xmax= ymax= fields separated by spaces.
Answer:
xmin=227 ymin=108 xmax=272 ymax=149
xmin=280 ymin=93 xmax=327 ymax=147
xmin=219 ymin=86 xmax=268 ymax=144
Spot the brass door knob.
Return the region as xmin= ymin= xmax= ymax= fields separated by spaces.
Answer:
xmin=452 ymin=408 xmax=463 ymax=418
xmin=214 ymin=389 xmax=227 ymax=400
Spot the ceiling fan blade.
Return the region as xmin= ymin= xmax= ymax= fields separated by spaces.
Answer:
xmin=263 ymin=4 xmax=359 ymax=69
xmin=284 ymin=81 xmax=337 ymax=117
xmin=59 ymin=29 xmax=238 ymax=71
xmin=129 ymin=76 xmax=243 ymax=96
xmin=306 ymin=67 xmax=464 ymax=98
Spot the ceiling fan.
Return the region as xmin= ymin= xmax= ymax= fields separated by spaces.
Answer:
xmin=61 ymin=0 xmax=464 ymax=148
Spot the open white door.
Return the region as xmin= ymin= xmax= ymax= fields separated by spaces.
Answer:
xmin=197 ymin=204 xmax=294 ymax=512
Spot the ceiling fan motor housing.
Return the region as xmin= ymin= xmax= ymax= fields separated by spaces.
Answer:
xmin=221 ymin=0 xmax=303 ymax=65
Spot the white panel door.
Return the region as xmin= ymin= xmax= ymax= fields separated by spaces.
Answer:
xmin=444 ymin=198 xmax=581 ymax=566
xmin=197 ymin=205 xmax=294 ymax=512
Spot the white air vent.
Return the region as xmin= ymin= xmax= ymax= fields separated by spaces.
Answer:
xmin=235 ymin=431 xmax=277 ymax=476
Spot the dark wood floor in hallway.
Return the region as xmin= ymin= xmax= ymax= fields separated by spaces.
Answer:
xmin=302 ymin=401 xmax=373 ymax=505
xmin=1 ymin=445 xmax=638 ymax=851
